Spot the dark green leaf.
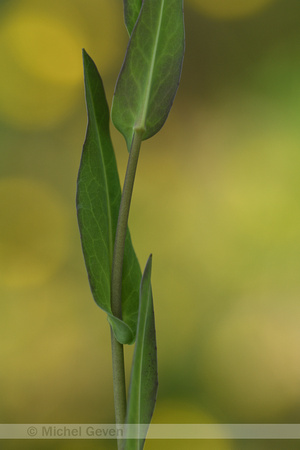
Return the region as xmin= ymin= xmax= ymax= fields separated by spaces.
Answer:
xmin=112 ymin=0 xmax=185 ymax=151
xmin=77 ymin=50 xmax=141 ymax=345
xmin=124 ymin=0 xmax=143 ymax=36
xmin=123 ymin=255 xmax=158 ymax=450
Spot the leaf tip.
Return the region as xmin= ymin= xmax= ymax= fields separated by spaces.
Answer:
xmin=147 ymin=253 xmax=152 ymax=268
xmin=142 ymin=254 xmax=153 ymax=281
xmin=82 ymin=48 xmax=92 ymax=68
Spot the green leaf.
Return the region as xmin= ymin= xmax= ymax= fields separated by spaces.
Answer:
xmin=123 ymin=255 xmax=158 ymax=450
xmin=123 ymin=0 xmax=143 ymax=36
xmin=112 ymin=0 xmax=185 ymax=151
xmin=77 ymin=50 xmax=141 ymax=345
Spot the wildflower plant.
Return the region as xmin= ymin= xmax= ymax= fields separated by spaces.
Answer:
xmin=76 ymin=1 xmax=185 ymax=448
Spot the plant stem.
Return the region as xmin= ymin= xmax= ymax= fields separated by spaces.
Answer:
xmin=110 ymin=330 xmax=126 ymax=431
xmin=111 ymin=131 xmax=142 ymax=318
xmin=110 ymin=131 xmax=142 ymax=437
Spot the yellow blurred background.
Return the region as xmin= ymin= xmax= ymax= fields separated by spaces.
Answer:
xmin=1 ymin=0 xmax=300 ymax=449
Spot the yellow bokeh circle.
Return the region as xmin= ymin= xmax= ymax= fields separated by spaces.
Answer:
xmin=4 ymin=11 xmax=84 ymax=86
xmin=0 ymin=0 xmax=123 ymax=129
xmin=0 ymin=47 xmax=78 ymax=129
xmin=188 ymin=0 xmax=275 ymax=19
xmin=0 ymin=178 xmax=70 ymax=289
xmin=146 ymin=399 xmax=233 ymax=449
xmin=0 ymin=3 xmax=82 ymax=129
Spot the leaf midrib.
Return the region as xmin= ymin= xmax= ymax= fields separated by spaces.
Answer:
xmin=134 ymin=0 xmax=165 ymax=133
xmin=88 ymin=74 xmax=114 ymax=270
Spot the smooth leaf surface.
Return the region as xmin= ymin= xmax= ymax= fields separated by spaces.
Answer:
xmin=112 ymin=0 xmax=185 ymax=151
xmin=124 ymin=0 xmax=142 ymax=36
xmin=123 ymin=255 xmax=158 ymax=450
xmin=77 ymin=50 xmax=141 ymax=345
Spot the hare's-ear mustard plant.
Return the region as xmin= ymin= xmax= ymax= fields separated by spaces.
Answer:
xmin=76 ymin=1 xmax=185 ymax=448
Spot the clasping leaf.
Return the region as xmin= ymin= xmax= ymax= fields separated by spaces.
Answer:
xmin=123 ymin=255 xmax=158 ymax=450
xmin=112 ymin=0 xmax=185 ymax=150
xmin=77 ymin=50 xmax=141 ymax=345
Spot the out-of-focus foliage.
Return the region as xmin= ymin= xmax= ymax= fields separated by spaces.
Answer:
xmin=1 ymin=0 xmax=300 ymax=449
xmin=187 ymin=0 xmax=275 ymax=19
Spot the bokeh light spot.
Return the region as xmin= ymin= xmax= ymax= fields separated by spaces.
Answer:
xmin=147 ymin=399 xmax=232 ymax=449
xmin=0 ymin=7 xmax=80 ymax=129
xmin=0 ymin=178 xmax=70 ymax=289
xmin=4 ymin=10 xmax=84 ymax=86
xmin=0 ymin=46 xmax=78 ymax=129
xmin=188 ymin=0 xmax=275 ymax=20
xmin=0 ymin=0 xmax=123 ymax=129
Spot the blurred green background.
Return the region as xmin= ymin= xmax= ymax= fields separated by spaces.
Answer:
xmin=1 ymin=0 xmax=300 ymax=449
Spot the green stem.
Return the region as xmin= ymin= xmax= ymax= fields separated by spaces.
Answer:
xmin=111 ymin=131 xmax=143 ymax=317
xmin=110 ymin=131 xmax=143 ymax=441
xmin=110 ymin=329 xmax=126 ymax=429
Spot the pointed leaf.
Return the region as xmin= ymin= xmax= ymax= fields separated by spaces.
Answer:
xmin=124 ymin=255 xmax=158 ymax=450
xmin=123 ymin=0 xmax=143 ymax=36
xmin=76 ymin=50 xmax=141 ymax=345
xmin=112 ymin=0 xmax=185 ymax=151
